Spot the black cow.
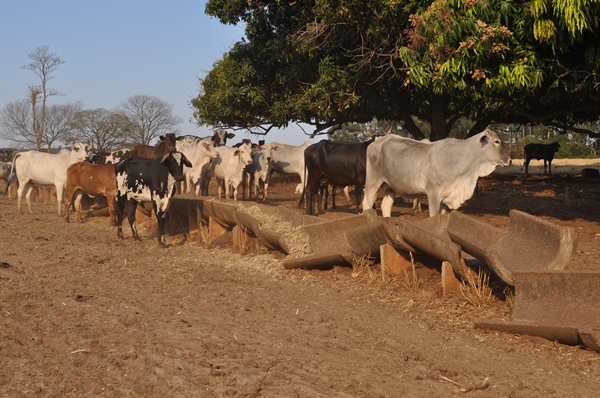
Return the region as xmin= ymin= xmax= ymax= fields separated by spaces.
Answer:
xmin=524 ymin=142 xmax=561 ymax=174
xmin=302 ymin=138 xmax=374 ymax=216
xmin=115 ymin=152 xmax=192 ymax=246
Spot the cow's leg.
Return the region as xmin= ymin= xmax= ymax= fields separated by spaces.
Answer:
xmin=381 ymin=191 xmax=395 ymax=218
xmin=116 ymin=195 xmax=127 ymax=238
xmin=427 ymin=193 xmax=443 ymax=217
xmin=64 ymin=186 xmax=73 ymax=222
xmin=126 ymin=199 xmax=139 ymax=240
xmin=55 ymin=183 xmax=65 ymax=216
xmin=24 ymin=184 xmax=34 ymax=214
xmin=354 ymin=181 xmax=364 ymax=214
xmin=17 ymin=182 xmax=29 ymax=214
xmin=548 ymin=160 xmax=552 ymax=174
xmin=524 ymin=158 xmax=530 ymax=174
xmin=107 ymin=195 xmax=116 ymax=226
xmin=74 ymin=192 xmax=85 ymax=223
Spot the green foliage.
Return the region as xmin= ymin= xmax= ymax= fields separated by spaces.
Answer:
xmin=195 ymin=0 xmax=600 ymax=141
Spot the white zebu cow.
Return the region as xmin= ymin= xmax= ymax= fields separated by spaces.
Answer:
xmin=210 ymin=143 xmax=254 ymax=200
xmin=267 ymin=141 xmax=313 ymax=195
xmin=1 ymin=161 xmax=18 ymax=199
xmin=175 ymin=135 xmax=219 ymax=195
xmin=362 ymin=129 xmax=511 ymax=217
xmin=248 ymin=143 xmax=281 ymax=201
xmin=12 ymin=142 xmax=91 ymax=215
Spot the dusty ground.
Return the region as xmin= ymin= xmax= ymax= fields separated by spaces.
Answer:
xmin=1 ymin=160 xmax=600 ymax=397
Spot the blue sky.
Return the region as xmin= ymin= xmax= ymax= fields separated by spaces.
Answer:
xmin=0 ymin=0 xmax=315 ymax=148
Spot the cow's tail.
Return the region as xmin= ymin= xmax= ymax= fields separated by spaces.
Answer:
xmin=6 ymin=153 xmax=20 ymax=195
xmin=297 ymin=164 xmax=307 ymax=208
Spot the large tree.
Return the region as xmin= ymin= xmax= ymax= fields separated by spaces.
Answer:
xmin=117 ymin=95 xmax=182 ymax=145
xmin=193 ymin=0 xmax=600 ymax=141
xmin=21 ymin=45 xmax=65 ymax=150
xmin=0 ymin=97 xmax=81 ymax=150
xmin=67 ymin=108 xmax=132 ymax=151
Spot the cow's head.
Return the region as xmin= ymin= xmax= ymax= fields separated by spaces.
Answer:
xmin=233 ymin=143 xmax=254 ymax=166
xmin=479 ymin=129 xmax=511 ymax=167
xmin=159 ymin=133 xmax=177 ymax=152
xmin=256 ymin=143 xmax=281 ymax=164
xmin=201 ymin=139 xmax=219 ymax=159
xmin=550 ymin=142 xmax=561 ymax=152
xmin=71 ymin=142 xmax=92 ymax=163
xmin=212 ymin=129 xmax=235 ymax=147
xmin=162 ymin=152 xmax=192 ymax=181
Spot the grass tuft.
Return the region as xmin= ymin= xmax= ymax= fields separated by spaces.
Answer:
xmin=459 ymin=268 xmax=494 ymax=308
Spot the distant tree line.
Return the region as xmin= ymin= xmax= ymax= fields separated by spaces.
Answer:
xmin=0 ymin=46 xmax=183 ymax=152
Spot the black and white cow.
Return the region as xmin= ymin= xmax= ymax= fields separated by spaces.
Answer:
xmin=115 ymin=152 xmax=192 ymax=246
xmin=89 ymin=148 xmax=131 ymax=165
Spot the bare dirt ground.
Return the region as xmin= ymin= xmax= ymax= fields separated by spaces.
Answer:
xmin=1 ymin=160 xmax=600 ymax=397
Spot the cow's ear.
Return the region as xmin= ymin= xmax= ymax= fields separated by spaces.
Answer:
xmin=86 ymin=145 xmax=92 ymax=152
xmin=182 ymin=154 xmax=193 ymax=168
xmin=256 ymin=146 xmax=263 ymax=151
xmin=160 ymin=154 xmax=170 ymax=165
xmin=273 ymin=145 xmax=281 ymax=151
xmin=159 ymin=135 xmax=165 ymax=141
xmin=227 ymin=133 xmax=236 ymax=139
xmin=176 ymin=136 xmax=184 ymax=141
xmin=480 ymin=134 xmax=489 ymax=147
xmin=233 ymin=149 xmax=241 ymax=157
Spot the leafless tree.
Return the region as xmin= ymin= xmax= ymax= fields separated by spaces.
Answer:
xmin=1 ymin=99 xmax=82 ymax=151
xmin=116 ymin=94 xmax=182 ymax=145
xmin=43 ymin=101 xmax=83 ymax=151
xmin=0 ymin=98 xmax=36 ymax=148
xmin=21 ymin=45 xmax=65 ymax=150
xmin=67 ymin=108 xmax=133 ymax=151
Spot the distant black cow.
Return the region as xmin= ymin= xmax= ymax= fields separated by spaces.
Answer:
xmin=524 ymin=142 xmax=561 ymax=174
xmin=89 ymin=148 xmax=131 ymax=165
xmin=115 ymin=152 xmax=192 ymax=246
xmin=302 ymin=139 xmax=375 ymax=216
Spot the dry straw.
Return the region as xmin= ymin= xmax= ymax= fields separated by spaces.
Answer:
xmin=459 ymin=268 xmax=494 ymax=307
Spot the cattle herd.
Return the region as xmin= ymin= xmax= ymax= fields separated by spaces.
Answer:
xmin=7 ymin=128 xmax=583 ymax=247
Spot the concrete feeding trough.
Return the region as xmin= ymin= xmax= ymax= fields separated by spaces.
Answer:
xmin=475 ymin=271 xmax=600 ymax=352
xmin=446 ymin=210 xmax=578 ymax=285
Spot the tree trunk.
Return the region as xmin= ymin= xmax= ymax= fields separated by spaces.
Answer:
xmin=429 ymin=94 xmax=447 ymax=142
xmin=399 ymin=108 xmax=426 ymax=141
xmin=466 ymin=116 xmax=492 ymax=138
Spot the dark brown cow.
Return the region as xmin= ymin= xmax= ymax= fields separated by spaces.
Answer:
xmin=64 ymin=162 xmax=118 ymax=225
xmin=524 ymin=142 xmax=561 ymax=174
xmin=130 ymin=133 xmax=177 ymax=159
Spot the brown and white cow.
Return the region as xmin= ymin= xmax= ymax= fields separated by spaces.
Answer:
xmin=362 ymin=129 xmax=511 ymax=217
xmin=64 ymin=162 xmax=118 ymax=225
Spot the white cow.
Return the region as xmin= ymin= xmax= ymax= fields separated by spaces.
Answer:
xmin=210 ymin=143 xmax=254 ymax=200
xmin=248 ymin=143 xmax=281 ymax=201
xmin=267 ymin=141 xmax=313 ymax=194
xmin=175 ymin=135 xmax=219 ymax=195
xmin=12 ymin=142 xmax=91 ymax=215
xmin=1 ymin=161 xmax=18 ymax=199
xmin=362 ymin=129 xmax=511 ymax=217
